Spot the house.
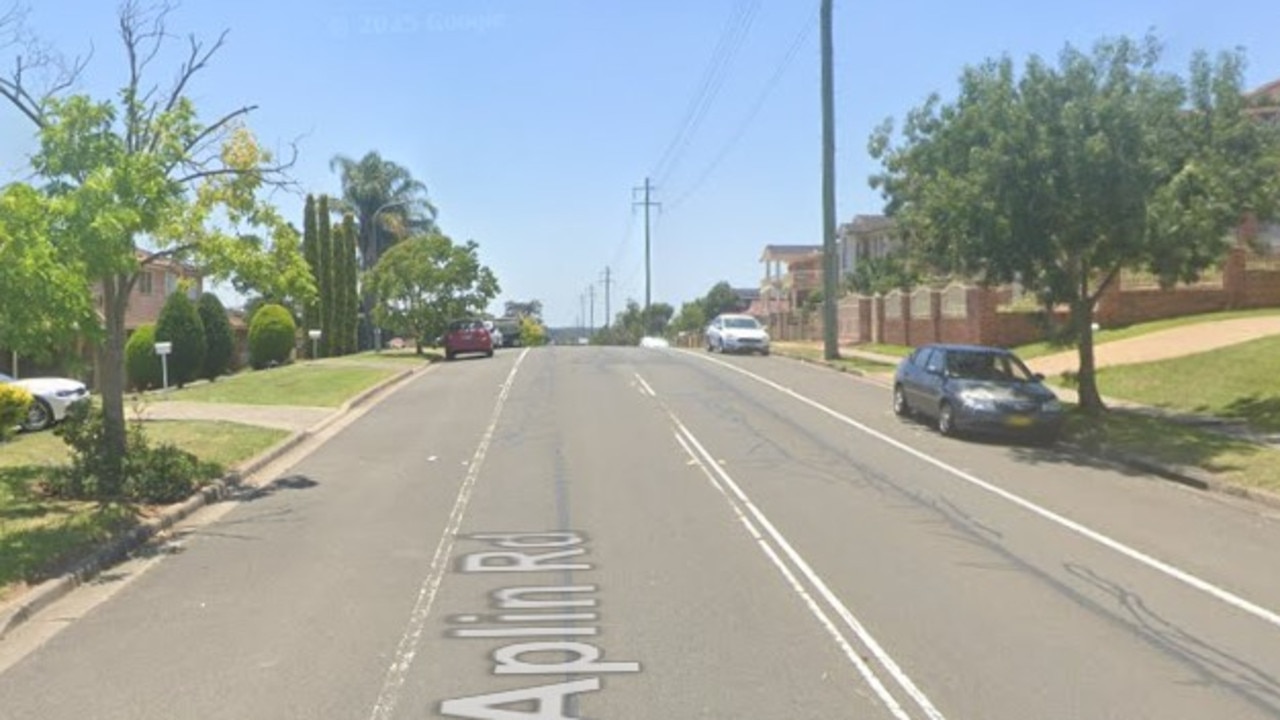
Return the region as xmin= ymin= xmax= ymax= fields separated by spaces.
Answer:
xmin=3 ymin=254 xmax=208 ymax=385
xmin=838 ymin=214 xmax=904 ymax=278
xmin=1245 ymin=77 xmax=1280 ymax=122
xmin=759 ymin=244 xmax=822 ymax=318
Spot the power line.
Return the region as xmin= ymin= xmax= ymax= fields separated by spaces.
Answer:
xmin=668 ymin=10 xmax=818 ymax=213
xmin=650 ymin=0 xmax=760 ymax=187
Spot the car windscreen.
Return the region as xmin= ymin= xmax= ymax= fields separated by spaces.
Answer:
xmin=723 ymin=317 xmax=759 ymax=329
xmin=943 ymin=350 xmax=1035 ymax=382
xmin=449 ymin=321 xmax=482 ymax=331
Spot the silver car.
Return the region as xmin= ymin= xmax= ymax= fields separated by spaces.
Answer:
xmin=0 ymin=371 xmax=91 ymax=432
xmin=705 ymin=314 xmax=771 ymax=355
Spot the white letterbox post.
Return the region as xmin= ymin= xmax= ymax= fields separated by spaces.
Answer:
xmin=154 ymin=341 xmax=173 ymax=391
xmin=308 ymin=329 xmax=322 ymax=361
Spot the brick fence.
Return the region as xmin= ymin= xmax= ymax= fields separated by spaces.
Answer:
xmin=769 ymin=246 xmax=1280 ymax=348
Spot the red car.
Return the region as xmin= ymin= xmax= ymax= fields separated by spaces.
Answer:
xmin=443 ymin=319 xmax=494 ymax=360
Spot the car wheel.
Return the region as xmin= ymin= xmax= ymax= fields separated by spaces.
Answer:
xmin=486 ymin=350 xmax=494 ymax=358
xmin=22 ymin=398 xmax=53 ymax=432
xmin=937 ymin=401 xmax=957 ymax=437
xmin=760 ymin=349 xmax=770 ymax=356
xmin=893 ymin=385 xmax=910 ymax=417
xmin=445 ymin=350 xmax=456 ymax=361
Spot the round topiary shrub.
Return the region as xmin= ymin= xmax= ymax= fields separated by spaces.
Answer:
xmin=125 ymin=323 xmax=164 ymax=390
xmin=198 ymin=293 xmax=234 ymax=381
xmin=248 ymin=303 xmax=297 ymax=369
xmin=155 ymin=291 xmax=206 ymax=388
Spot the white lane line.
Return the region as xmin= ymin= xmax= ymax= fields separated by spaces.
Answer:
xmin=688 ymin=351 xmax=1280 ymax=631
xmin=368 ymin=348 xmax=531 ymax=720
xmin=634 ymin=372 xmax=657 ymax=397
xmin=672 ymin=416 xmax=947 ymax=720
xmin=673 ymin=431 xmax=917 ymax=720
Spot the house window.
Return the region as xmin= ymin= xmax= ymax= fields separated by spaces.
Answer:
xmin=138 ymin=272 xmax=153 ymax=295
xmin=165 ymin=271 xmax=177 ymax=297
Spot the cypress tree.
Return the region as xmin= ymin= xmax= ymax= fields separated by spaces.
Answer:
xmin=317 ymin=195 xmax=334 ymax=356
xmin=301 ymin=194 xmax=320 ymax=357
xmin=341 ymin=212 xmax=360 ymax=354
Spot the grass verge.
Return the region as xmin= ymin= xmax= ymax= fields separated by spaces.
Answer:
xmin=155 ymin=363 xmax=399 ymax=407
xmin=1062 ymin=405 xmax=1280 ymax=492
xmin=772 ymin=343 xmax=897 ymax=373
xmin=1092 ymin=335 xmax=1280 ymax=433
xmin=0 ymin=420 xmax=288 ymax=602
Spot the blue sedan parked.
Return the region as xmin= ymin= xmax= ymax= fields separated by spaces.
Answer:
xmin=892 ymin=343 xmax=1065 ymax=443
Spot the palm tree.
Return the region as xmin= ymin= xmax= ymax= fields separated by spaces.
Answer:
xmin=329 ymin=151 xmax=437 ymax=271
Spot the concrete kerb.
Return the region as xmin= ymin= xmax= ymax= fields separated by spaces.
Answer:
xmin=768 ymin=349 xmax=1280 ymax=512
xmin=0 ymin=359 xmax=435 ymax=641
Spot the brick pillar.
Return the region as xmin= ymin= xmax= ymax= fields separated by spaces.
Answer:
xmin=872 ymin=294 xmax=885 ymax=344
xmin=930 ymin=290 xmax=942 ymax=343
xmin=899 ymin=292 xmax=912 ymax=346
xmin=1225 ymin=244 xmax=1247 ymax=309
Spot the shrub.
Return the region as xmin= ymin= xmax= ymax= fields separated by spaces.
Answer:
xmin=49 ymin=401 xmax=223 ymax=503
xmin=249 ymin=303 xmax=297 ymax=369
xmin=0 ymin=384 xmax=33 ymax=441
xmin=198 ymin=293 xmax=235 ymax=381
xmin=155 ymin=291 xmax=206 ymax=388
xmin=125 ymin=324 xmax=163 ymax=391
xmin=124 ymin=442 xmax=223 ymax=504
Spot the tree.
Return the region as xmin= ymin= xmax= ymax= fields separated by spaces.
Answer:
xmin=518 ymin=316 xmax=547 ymax=346
xmin=366 ymin=233 xmax=501 ymax=354
xmin=504 ymin=299 xmax=543 ymax=319
xmin=197 ymin=293 xmax=234 ymax=381
xmin=300 ymin=194 xmax=320 ymax=354
xmin=869 ymin=35 xmax=1280 ymax=412
xmin=316 ymin=195 xmax=335 ymax=356
xmin=337 ymin=212 xmax=360 ymax=355
xmin=0 ymin=183 xmax=99 ymax=363
xmin=844 ymin=252 xmax=920 ymax=295
xmin=155 ymin=289 xmax=206 ymax=388
xmin=125 ymin=323 xmax=162 ymax=390
xmin=330 ymin=151 xmax=437 ymax=271
xmin=0 ymin=2 xmax=300 ymax=490
xmin=669 ymin=300 xmax=707 ymax=337
xmin=701 ymin=282 xmax=744 ymax=319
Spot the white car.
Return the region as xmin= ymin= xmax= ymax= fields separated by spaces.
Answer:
xmin=706 ymin=314 xmax=770 ymax=355
xmin=639 ymin=336 xmax=670 ymax=348
xmin=482 ymin=320 xmax=504 ymax=349
xmin=0 ymin=371 xmax=91 ymax=432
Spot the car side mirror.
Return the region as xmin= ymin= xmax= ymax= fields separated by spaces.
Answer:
xmin=1033 ymin=372 xmax=1045 ymax=381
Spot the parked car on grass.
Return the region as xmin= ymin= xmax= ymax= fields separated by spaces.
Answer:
xmin=705 ymin=314 xmax=770 ymax=355
xmin=443 ymin=319 xmax=495 ymax=360
xmin=0 ymin=371 xmax=91 ymax=432
xmin=892 ymin=343 xmax=1064 ymax=443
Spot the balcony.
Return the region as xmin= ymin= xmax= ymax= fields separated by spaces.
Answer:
xmin=783 ymin=268 xmax=823 ymax=292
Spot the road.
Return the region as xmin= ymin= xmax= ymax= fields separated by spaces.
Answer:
xmin=4 ymin=346 xmax=1280 ymax=719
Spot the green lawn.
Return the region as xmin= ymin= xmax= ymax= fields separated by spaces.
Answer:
xmin=1093 ymin=334 xmax=1280 ymax=432
xmin=351 ymin=349 xmax=442 ymax=364
xmin=0 ymin=420 xmax=287 ymax=600
xmin=773 ymin=343 xmax=897 ymax=373
xmin=1062 ymin=405 xmax=1280 ymax=492
xmin=1013 ymin=307 xmax=1280 ymax=360
xmin=158 ymin=363 xmax=399 ymax=407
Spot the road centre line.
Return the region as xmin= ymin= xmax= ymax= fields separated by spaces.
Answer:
xmin=685 ymin=351 xmax=1280 ymax=632
xmin=367 ymin=348 xmax=531 ymax=720
xmin=672 ymin=430 xmax=918 ymax=720
xmin=632 ymin=370 xmax=942 ymax=719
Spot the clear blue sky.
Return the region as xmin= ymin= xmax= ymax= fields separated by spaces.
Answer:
xmin=2 ymin=0 xmax=1277 ymax=328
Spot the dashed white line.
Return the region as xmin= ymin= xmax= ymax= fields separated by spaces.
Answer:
xmin=688 ymin=351 xmax=1280 ymax=631
xmin=368 ymin=348 xmax=531 ymax=720
xmin=634 ymin=372 xmax=657 ymax=397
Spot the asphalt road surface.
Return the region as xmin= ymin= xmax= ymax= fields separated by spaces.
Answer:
xmin=5 ymin=346 xmax=1280 ymax=719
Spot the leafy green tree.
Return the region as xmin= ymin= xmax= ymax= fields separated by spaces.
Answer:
xmin=125 ymin=324 xmax=162 ymax=391
xmin=701 ymin=281 xmax=744 ymax=319
xmin=869 ymin=34 xmax=1280 ymax=412
xmin=197 ymin=293 xmax=234 ymax=381
xmin=669 ymin=300 xmax=707 ymax=337
xmin=301 ymin=194 xmax=320 ymax=354
xmin=0 ymin=2 xmax=303 ymax=489
xmin=0 ymin=184 xmax=99 ymax=363
xmin=155 ymin=289 xmax=206 ymax=388
xmin=366 ymin=233 xmax=501 ymax=354
xmin=248 ymin=304 xmax=297 ymax=369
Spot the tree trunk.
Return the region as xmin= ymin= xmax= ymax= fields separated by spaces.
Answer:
xmin=98 ymin=277 xmax=130 ymax=496
xmin=1072 ymin=298 xmax=1106 ymax=414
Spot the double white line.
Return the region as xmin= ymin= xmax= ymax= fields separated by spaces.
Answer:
xmin=637 ymin=372 xmax=946 ymax=720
